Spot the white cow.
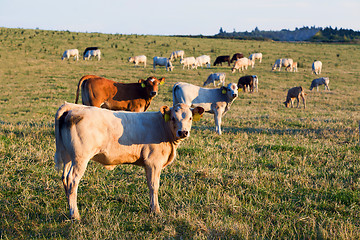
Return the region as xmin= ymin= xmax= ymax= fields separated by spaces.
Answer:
xmin=249 ymin=53 xmax=262 ymax=63
xmin=203 ymin=73 xmax=226 ymax=87
xmin=153 ymin=57 xmax=174 ymax=71
xmin=310 ymin=77 xmax=330 ymax=91
xmin=272 ymin=58 xmax=294 ymax=71
xmin=128 ymin=55 xmax=147 ymax=68
xmin=312 ymin=60 xmax=322 ymax=75
xmin=180 ymin=57 xmax=196 ymax=69
xmin=84 ymin=49 xmax=101 ymax=61
xmin=231 ymin=57 xmax=250 ymax=73
xmin=194 ymin=55 xmax=211 ymax=69
xmin=169 ymin=50 xmax=185 ymax=62
xmin=62 ymin=49 xmax=79 ymax=61
xmin=54 ymin=102 xmax=204 ymax=220
xmin=173 ymin=82 xmax=238 ymax=135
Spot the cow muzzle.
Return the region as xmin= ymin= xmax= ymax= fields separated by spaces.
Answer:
xmin=177 ymin=130 xmax=189 ymax=138
xmin=150 ymin=91 xmax=157 ymax=97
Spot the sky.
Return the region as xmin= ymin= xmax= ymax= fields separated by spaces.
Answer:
xmin=1 ymin=0 xmax=359 ymax=35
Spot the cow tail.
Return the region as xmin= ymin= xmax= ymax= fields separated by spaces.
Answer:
xmin=54 ymin=103 xmax=73 ymax=172
xmin=75 ymin=75 xmax=90 ymax=104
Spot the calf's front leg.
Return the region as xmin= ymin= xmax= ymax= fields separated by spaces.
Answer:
xmin=145 ymin=165 xmax=162 ymax=213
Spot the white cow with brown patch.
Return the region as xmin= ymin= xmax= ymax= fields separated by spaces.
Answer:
xmin=54 ymin=102 xmax=204 ymax=220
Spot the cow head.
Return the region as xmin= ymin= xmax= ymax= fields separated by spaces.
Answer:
xmin=221 ymin=83 xmax=238 ymax=101
xmin=128 ymin=57 xmax=134 ymax=62
xmin=138 ymin=77 xmax=165 ymax=98
xmin=160 ymin=104 xmax=204 ymax=139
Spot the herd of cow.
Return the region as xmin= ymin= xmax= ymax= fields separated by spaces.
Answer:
xmin=56 ymin=48 xmax=331 ymax=220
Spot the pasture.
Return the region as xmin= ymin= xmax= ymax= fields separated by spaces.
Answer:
xmin=0 ymin=27 xmax=359 ymax=239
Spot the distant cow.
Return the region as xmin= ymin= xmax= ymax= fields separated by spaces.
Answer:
xmin=128 ymin=55 xmax=147 ymax=68
xmin=310 ymin=77 xmax=330 ymax=91
xmin=231 ymin=57 xmax=250 ymax=73
xmin=54 ymin=102 xmax=204 ymax=220
xmin=230 ymin=53 xmax=244 ymax=63
xmin=62 ymin=49 xmax=79 ymax=61
xmin=84 ymin=49 xmax=101 ymax=61
xmin=203 ymin=73 xmax=226 ymax=87
xmin=173 ymin=82 xmax=238 ymax=135
xmin=83 ymin=47 xmax=99 ymax=56
xmin=75 ymin=75 xmax=165 ymax=112
xmin=272 ymin=58 xmax=294 ymax=71
xmin=284 ymin=86 xmax=306 ymax=109
xmin=288 ymin=62 xmax=298 ymax=72
xmin=213 ymin=55 xmax=231 ymax=66
xmin=249 ymin=53 xmax=262 ymax=63
xmin=169 ymin=50 xmax=185 ymax=62
xmin=194 ymin=55 xmax=211 ymax=69
xmin=312 ymin=60 xmax=322 ymax=75
xmin=180 ymin=57 xmax=196 ymax=69
xmin=153 ymin=57 xmax=174 ymax=71
xmin=237 ymin=75 xmax=258 ymax=93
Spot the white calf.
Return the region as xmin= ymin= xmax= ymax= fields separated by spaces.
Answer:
xmin=312 ymin=60 xmax=322 ymax=75
xmin=129 ymin=55 xmax=147 ymax=68
xmin=203 ymin=73 xmax=226 ymax=87
xmin=62 ymin=49 xmax=79 ymax=61
xmin=153 ymin=57 xmax=174 ymax=71
xmin=180 ymin=57 xmax=196 ymax=69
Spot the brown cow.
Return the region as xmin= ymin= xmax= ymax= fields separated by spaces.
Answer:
xmin=75 ymin=75 xmax=165 ymax=112
xmin=284 ymin=86 xmax=306 ymax=109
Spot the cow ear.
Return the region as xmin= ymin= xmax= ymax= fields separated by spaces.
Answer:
xmin=192 ymin=107 xmax=204 ymax=121
xmin=159 ymin=77 xmax=165 ymax=85
xmin=160 ymin=106 xmax=171 ymax=122
xmin=138 ymin=79 xmax=146 ymax=88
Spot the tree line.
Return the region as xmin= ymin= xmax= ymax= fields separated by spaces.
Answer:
xmin=213 ymin=26 xmax=360 ymax=43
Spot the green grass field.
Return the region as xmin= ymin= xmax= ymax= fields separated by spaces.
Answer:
xmin=0 ymin=27 xmax=359 ymax=239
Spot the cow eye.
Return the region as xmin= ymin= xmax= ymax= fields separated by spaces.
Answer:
xmin=189 ymin=117 xmax=192 ymax=120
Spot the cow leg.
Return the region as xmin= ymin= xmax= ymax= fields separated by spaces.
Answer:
xmin=296 ymin=97 xmax=300 ymax=108
xmin=66 ymin=158 xmax=90 ymax=220
xmin=145 ymin=165 xmax=162 ymax=213
xmin=213 ymin=107 xmax=224 ymax=135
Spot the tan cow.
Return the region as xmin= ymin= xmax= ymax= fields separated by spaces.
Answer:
xmin=75 ymin=75 xmax=165 ymax=112
xmin=54 ymin=102 xmax=204 ymax=220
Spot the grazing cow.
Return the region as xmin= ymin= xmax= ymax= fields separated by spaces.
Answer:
xmin=194 ymin=55 xmax=211 ymax=69
xmin=213 ymin=55 xmax=231 ymax=66
xmin=249 ymin=53 xmax=262 ymax=63
xmin=203 ymin=73 xmax=226 ymax=87
xmin=54 ymin=102 xmax=204 ymax=220
xmin=237 ymin=75 xmax=258 ymax=93
xmin=153 ymin=57 xmax=174 ymax=71
xmin=180 ymin=57 xmax=196 ymax=69
xmin=287 ymin=62 xmax=298 ymax=72
xmin=312 ymin=60 xmax=322 ymax=75
xmin=231 ymin=57 xmax=250 ymax=73
xmin=75 ymin=75 xmax=165 ymax=112
xmin=173 ymin=82 xmax=238 ymax=135
xmin=62 ymin=49 xmax=79 ymax=61
xmin=310 ymin=77 xmax=330 ymax=91
xmin=230 ymin=53 xmax=244 ymax=63
xmin=83 ymin=47 xmax=99 ymax=56
xmin=84 ymin=49 xmax=101 ymax=61
xmin=284 ymin=86 xmax=306 ymax=109
xmin=128 ymin=55 xmax=147 ymax=68
xmin=272 ymin=58 xmax=294 ymax=71
xmin=169 ymin=50 xmax=185 ymax=62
